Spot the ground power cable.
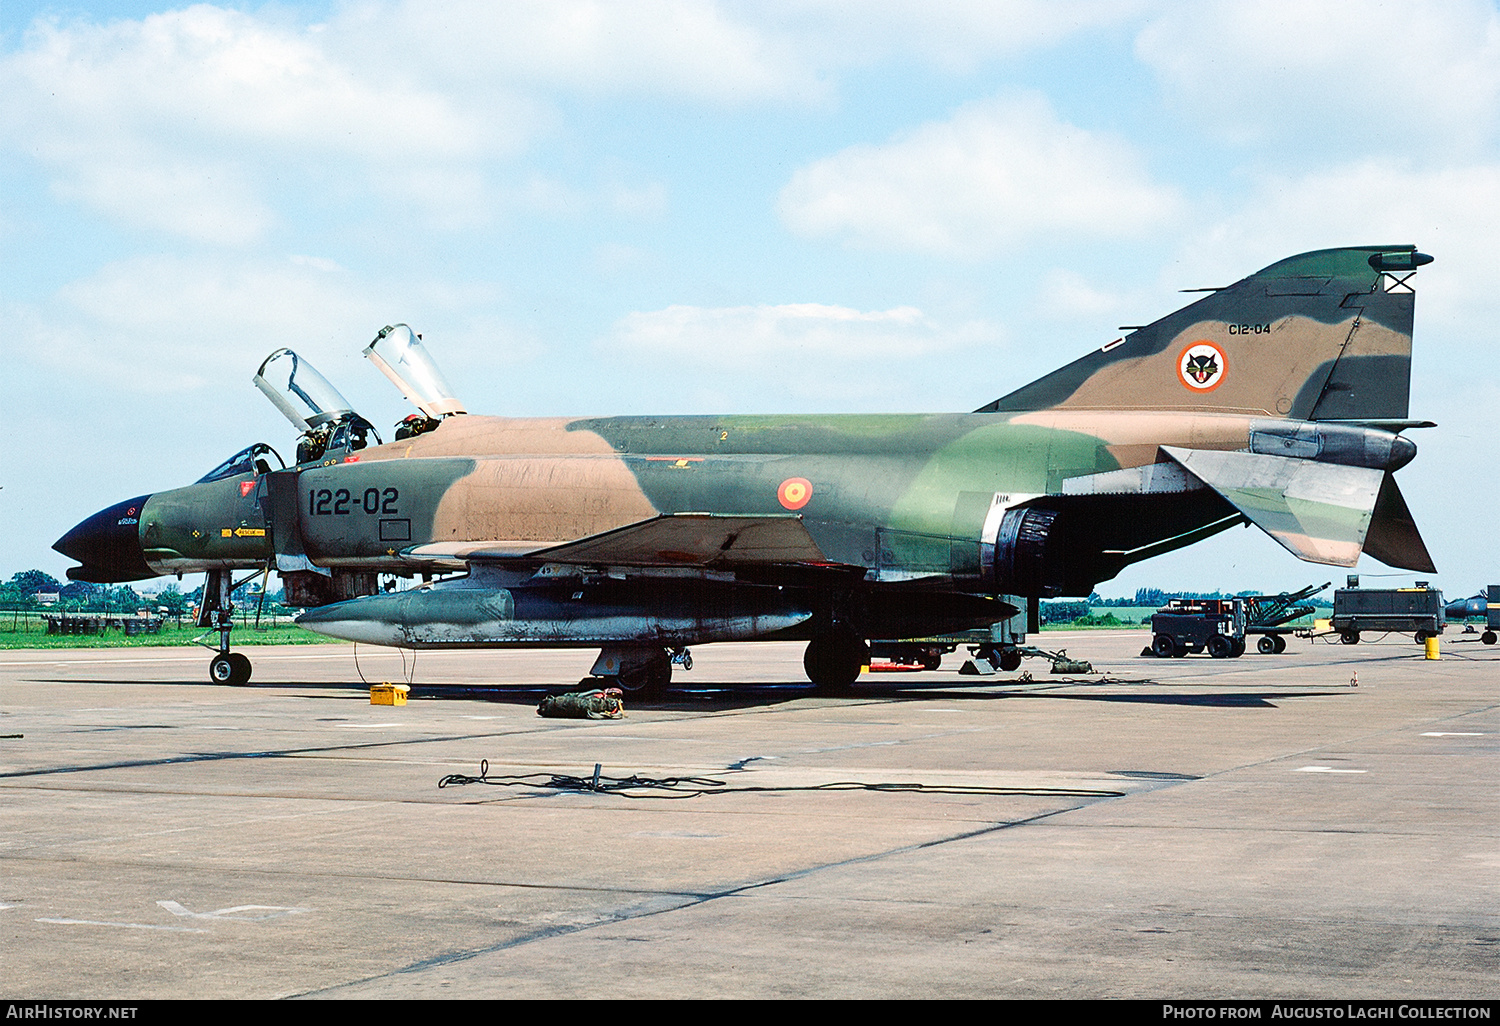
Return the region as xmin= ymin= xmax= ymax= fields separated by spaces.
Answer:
xmin=437 ymin=760 xmax=1127 ymax=800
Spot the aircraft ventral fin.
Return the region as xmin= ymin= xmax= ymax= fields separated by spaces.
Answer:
xmin=406 ymin=513 xmax=849 ymax=571
xmin=1161 ymin=446 xmax=1384 ymax=568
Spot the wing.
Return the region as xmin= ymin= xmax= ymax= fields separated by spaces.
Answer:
xmin=404 ymin=513 xmax=859 ymax=574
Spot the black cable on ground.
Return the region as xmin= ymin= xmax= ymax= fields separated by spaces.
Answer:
xmin=437 ymin=760 xmax=1125 ymax=799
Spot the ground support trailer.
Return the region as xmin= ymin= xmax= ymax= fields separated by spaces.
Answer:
xmin=1328 ymin=583 xmax=1445 ymax=645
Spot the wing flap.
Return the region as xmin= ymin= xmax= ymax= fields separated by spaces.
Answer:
xmin=1162 ymin=446 xmax=1384 ymax=567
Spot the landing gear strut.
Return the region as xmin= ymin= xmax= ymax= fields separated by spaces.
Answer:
xmin=198 ymin=569 xmax=254 ymax=685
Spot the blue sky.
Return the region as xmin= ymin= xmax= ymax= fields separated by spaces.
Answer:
xmin=3 ymin=0 xmax=1497 ymax=598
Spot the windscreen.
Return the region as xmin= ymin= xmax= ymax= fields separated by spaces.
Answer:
xmin=196 ymin=443 xmax=283 ymax=484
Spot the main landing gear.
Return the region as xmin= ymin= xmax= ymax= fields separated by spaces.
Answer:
xmin=803 ymin=629 xmax=869 ymax=694
xmin=198 ymin=568 xmax=257 ymax=686
xmin=584 ymin=645 xmax=692 ymax=699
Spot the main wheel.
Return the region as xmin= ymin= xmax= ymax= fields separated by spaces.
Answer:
xmin=997 ymin=648 xmax=1022 ymax=672
xmin=209 ymin=654 xmax=234 ymax=684
xmin=1151 ymin=634 xmax=1177 ymax=658
xmin=616 ymin=648 xmax=671 ymax=698
xmin=804 ymin=632 xmax=868 ymax=692
xmin=1257 ymin=635 xmax=1276 ymax=655
xmin=1208 ymin=635 xmax=1233 ymax=659
xmin=920 ymin=649 xmax=942 ymax=671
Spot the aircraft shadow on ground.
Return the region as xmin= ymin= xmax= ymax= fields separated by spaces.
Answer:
xmin=28 ymin=677 xmax=1352 ymax=711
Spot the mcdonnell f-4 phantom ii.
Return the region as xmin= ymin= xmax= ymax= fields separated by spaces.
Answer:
xmin=54 ymin=245 xmax=1436 ymax=692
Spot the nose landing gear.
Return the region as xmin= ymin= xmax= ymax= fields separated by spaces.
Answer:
xmin=198 ymin=568 xmax=259 ymax=686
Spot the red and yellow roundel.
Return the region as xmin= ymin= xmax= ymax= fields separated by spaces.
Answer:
xmin=777 ymin=477 xmax=813 ymax=510
xmin=1177 ymin=340 xmax=1227 ymax=392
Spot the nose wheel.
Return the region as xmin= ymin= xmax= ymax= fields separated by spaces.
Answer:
xmin=209 ymin=652 xmax=253 ymax=686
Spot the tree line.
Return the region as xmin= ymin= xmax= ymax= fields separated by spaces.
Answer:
xmin=1 ymin=571 xmax=285 ymax=616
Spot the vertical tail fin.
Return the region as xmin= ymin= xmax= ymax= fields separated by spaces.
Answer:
xmin=979 ymin=245 xmax=1430 ymax=422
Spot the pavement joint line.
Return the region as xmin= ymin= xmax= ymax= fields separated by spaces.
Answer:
xmin=0 ymin=731 xmax=526 ymax=779
xmin=0 ymin=852 xmax=717 ymax=899
xmin=290 ymin=799 xmax=1112 ymax=998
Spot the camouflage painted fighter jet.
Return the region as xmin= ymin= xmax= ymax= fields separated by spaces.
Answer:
xmin=54 ymin=245 xmax=1436 ymax=691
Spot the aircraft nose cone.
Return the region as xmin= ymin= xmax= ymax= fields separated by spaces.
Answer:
xmin=1388 ymin=435 xmax=1417 ymax=471
xmin=53 ymin=494 xmax=157 ymax=583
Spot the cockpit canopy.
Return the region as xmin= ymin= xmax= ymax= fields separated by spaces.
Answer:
xmin=252 ymin=348 xmax=380 ymax=465
xmin=253 ymin=349 xmax=356 ymax=431
xmin=364 ymin=324 xmax=466 ymax=420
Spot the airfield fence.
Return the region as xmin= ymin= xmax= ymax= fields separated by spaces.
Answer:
xmin=0 ymin=606 xmax=298 ymax=638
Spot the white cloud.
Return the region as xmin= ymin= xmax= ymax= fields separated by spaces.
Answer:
xmin=1035 ymin=268 xmax=1133 ymax=322
xmin=1136 ymin=0 xmax=1500 ymax=157
xmin=0 ymin=5 xmax=504 ymax=241
xmin=616 ymin=301 xmax=944 ymax=360
xmin=332 ymin=0 xmax=821 ymax=104
xmin=5 ymin=6 xmax=482 ymax=157
xmin=46 ymin=156 xmax=274 ymax=246
xmin=778 ymin=93 xmax=1182 ymax=257
xmin=761 ymin=0 xmax=1148 ymax=73
xmin=14 ymin=254 xmax=382 ymax=392
xmin=605 ymin=300 xmax=998 ymax=409
xmin=1180 ymin=161 xmax=1500 ymax=334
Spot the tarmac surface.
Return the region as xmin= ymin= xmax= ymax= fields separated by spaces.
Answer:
xmin=0 ymin=630 xmax=1496 ymax=1000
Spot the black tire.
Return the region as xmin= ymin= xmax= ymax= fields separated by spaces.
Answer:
xmin=1340 ymin=630 xmax=1360 ymax=645
xmin=209 ymin=654 xmax=234 ymax=684
xmin=617 ymin=649 xmax=671 ymax=698
xmin=1230 ymin=638 xmax=1246 ymax=657
xmin=1483 ymin=631 xmax=1497 ymax=646
xmin=226 ymin=652 xmax=252 ymax=686
xmin=804 ymin=632 xmax=868 ymax=692
xmin=1257 ymin=635 xmax=1276 ymax=654
xmin=1208 ymin=635 xmax=1232 ymax=659
xmin=919 ymin=649 xmax=942 ymax=672
xmin=998 ymin=649 xmax=1022 ymax=672
xmin=1151 ymin=634 xmax=1177 ymax=659
xmin=1273 ymin=634 xmax=1287 ymax=654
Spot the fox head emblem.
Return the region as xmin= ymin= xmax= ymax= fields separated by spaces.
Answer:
xmin=1186 ymin=352 xmax=1218 ymax=384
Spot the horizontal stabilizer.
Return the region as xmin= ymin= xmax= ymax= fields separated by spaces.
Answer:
xmin=1362 ymin=473 xmax=1437 ymax=573
xmin=407 ymin=513 xmax=847 ymax=570
xmin=1162 ymin=446 xmax=1384 ymax=567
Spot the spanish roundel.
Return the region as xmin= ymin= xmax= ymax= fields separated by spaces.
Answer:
xmin=777 ymin=477 xmax=813 ymax=510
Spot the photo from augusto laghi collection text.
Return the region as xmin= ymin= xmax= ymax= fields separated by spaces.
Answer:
xmin=1162 ymin=1005 xmax=1495 ymax=1020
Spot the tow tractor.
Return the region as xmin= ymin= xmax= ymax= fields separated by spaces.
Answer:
xmin=1148 ymin=598 xmax=1246 ymax=659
